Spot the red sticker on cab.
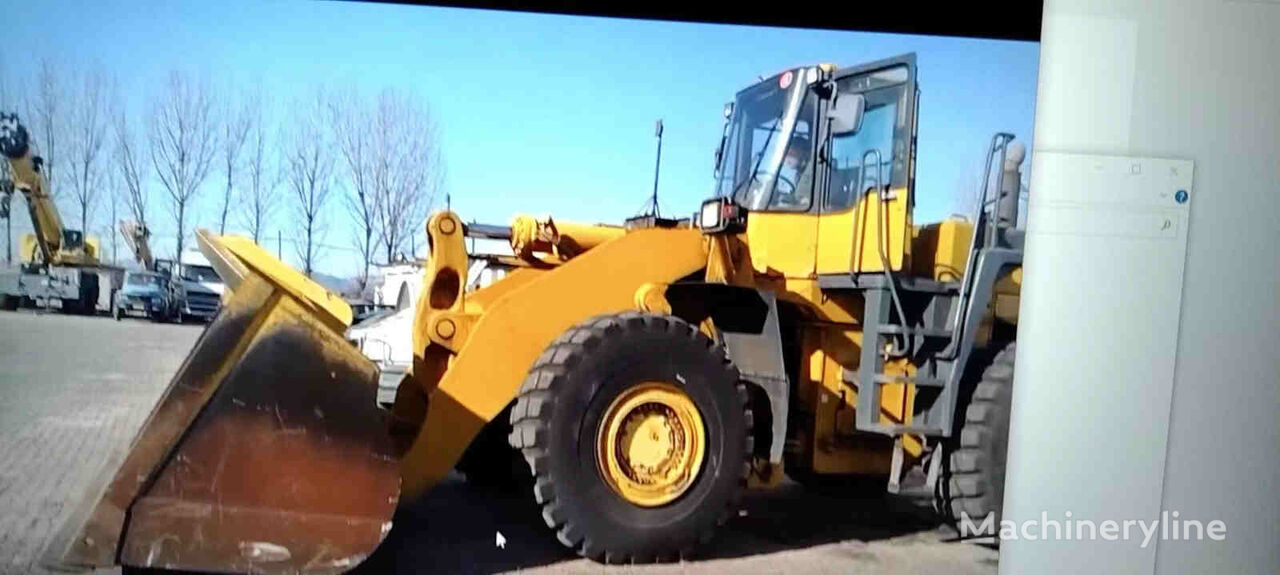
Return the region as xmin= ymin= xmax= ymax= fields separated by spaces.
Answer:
xmin=779 ymin=70 xmax=793 ymax=89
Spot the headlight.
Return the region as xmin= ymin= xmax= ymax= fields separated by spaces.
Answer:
xmin=697 ymin=197 xmax=746 ymax=234
xmin=699 ymin=200 xmax=722 ymax=230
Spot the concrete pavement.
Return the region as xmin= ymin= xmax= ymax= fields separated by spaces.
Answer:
xmin=0 ymin=310 xmax=997 ymax=575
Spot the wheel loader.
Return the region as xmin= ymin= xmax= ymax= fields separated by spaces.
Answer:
xmin=48 ymin=53 xmax=1025 ymax=573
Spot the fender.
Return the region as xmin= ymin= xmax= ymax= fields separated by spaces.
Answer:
xmin=398 ymin=217 xmax=710 ymax=500
xmin=665 ymin=282 xmax=790 ymax=466
xmin=939 ymin=247 xmax=1022 ymax=434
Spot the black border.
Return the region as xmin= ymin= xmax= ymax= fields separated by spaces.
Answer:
xmin=344 ymin=1 xmax=1043 ymax=43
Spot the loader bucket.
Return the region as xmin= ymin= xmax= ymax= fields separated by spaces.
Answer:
xmin=48 ymin=229 xmax=399 ymax=574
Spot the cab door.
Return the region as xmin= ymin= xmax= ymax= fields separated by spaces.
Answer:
xmin=815 ymin=54 xmax=919 ymax=275
xmin=742 ymin=70 xmax=824 ymax=279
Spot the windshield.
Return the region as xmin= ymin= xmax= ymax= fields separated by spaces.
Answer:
xmin=181 ymin=265 xmax=221 ymax=283
xmin=714 ymin=71 xmax=808 ymax=211
xmin=126 ymin=273 xmax=163 ymax=287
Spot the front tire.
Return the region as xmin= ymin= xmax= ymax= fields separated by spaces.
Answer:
xmin=509 ymin=312 xmax=752 ymax=563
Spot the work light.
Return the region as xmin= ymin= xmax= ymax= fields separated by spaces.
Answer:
xmin=697 ymin=197 xmax=745 ymax=234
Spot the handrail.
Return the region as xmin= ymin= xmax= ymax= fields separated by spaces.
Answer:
xmin=942 ymin=133 xmax=1014 ymax=359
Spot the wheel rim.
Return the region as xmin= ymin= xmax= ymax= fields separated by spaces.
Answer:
xmin=596 ymin=382 xmax=706 ymax=507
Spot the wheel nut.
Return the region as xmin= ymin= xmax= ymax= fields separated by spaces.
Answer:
xmin=436 ymin=319 xmax=456 ymax=339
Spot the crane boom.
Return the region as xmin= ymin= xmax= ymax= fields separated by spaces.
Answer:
xmin=0 ymin=112 xmax=97 ymax=267
xmin=120 ymin=219 xmax=154 ymax=270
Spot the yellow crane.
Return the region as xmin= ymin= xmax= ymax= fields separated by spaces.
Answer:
xmin=53 ymin=53 xmax=1027 ymax=573
xmin=0 ymin=112 xmax=110 ymax=313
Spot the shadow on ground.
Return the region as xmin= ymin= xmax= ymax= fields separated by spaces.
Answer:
xmin=352 ymin=473 xmax=948 ymax=575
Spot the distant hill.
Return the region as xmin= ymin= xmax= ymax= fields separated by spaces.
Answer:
xmin=311 ymin=272 xmax=360 ymax=298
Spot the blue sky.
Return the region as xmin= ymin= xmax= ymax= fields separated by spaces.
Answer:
xmin=2 ymin=0 xmax=1039 ymax=277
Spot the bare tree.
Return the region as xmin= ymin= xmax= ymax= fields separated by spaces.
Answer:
xmin=64 ymin=67 xmax=111 ymax=235
xmin=1 ymin=58 xmax=12 ymax=264
xmin=103 ymin=169 xmax=120 ymax=265
xmin=113 ymin=98 xmax=149 ymax=227
xmin=282 ymin=93 xmax=333 ymax=275
xmin=240 ymin=92 xmax=276 ymax=243
xmin=25 ymin=59 xmax=64 ymax=192
xmin=327 ymin=86 xmax=380 ymax=290
xmin=371 ymin=88 xmax=442 ymax=263
xmin=951 ymin=159 xmax=1031 ymax=226
xmin=216 ymin=86 xmax=253 ymax=234
xmin=951 ymin=169 xmax=985 ymax=219
xmin=148 ymin=71 xmax=217 ymax=259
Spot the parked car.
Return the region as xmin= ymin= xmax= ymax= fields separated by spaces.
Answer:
xmin=112 ymin=270 xmax=173 ymax=321
xmin=154 ymin=250 xmax=225 ymax=323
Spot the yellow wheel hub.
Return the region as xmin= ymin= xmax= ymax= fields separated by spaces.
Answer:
xmin=596 ymin=382 xmax=707 ymax=507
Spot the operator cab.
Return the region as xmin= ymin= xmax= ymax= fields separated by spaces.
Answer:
xmin=700 ymin=53 xmax=1025 ymax=443
xmin=180 ymin=263 xmax=221 ymax=283
xmin=62 ymin=229 xmax=85 ymax=251
xmin=707 ymin=54 xmax=919 ymax=278
xmin=713 ymin=66 xmax=823 ymax=212
xmin=125 ymin=270 xmax=166 ymax=287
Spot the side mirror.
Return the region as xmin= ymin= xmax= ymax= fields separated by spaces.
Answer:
xmin=829 ymin=93 xmax=865 ymax=136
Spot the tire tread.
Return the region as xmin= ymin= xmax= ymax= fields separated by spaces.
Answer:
xmin=509 ymin=312 xmax=752 ymax=563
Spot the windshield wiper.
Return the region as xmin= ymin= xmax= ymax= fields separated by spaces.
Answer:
xmin=731 ymin=121 xmax=782 ymax=202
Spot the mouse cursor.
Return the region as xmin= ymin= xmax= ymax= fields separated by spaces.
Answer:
xmin=495 ymin=531 xmax=507 ymax=549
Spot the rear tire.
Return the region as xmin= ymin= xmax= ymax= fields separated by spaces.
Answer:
xmin=0 ymin=295 xmax=17 ymax=311
xmin=509 ymin=312 xmax=752 ymax=563
xmin=937 ymin=342 xmax=1016 ymax=535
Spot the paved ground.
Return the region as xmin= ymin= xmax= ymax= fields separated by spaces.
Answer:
xmin=0 ymin=310 xmax=997 ymax=575
xmin=0 ymin=311 xmax=203 ymax=575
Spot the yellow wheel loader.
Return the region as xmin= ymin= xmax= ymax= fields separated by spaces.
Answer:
xmin=50 ymin=53 xmax=1026 ymax=573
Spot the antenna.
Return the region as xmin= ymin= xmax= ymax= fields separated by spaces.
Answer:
xmin=642 ymin=119 xmax=664 ymax=218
